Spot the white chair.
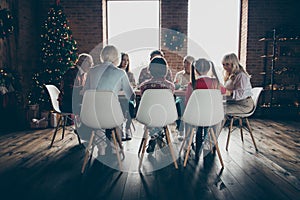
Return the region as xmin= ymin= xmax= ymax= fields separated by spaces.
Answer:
xmin=225 ymin=87 xmax=263 ymax=151
xmin=181 ymin=89 xmax=224 ymax=168
xmin=80 ymin=90 xmax=124 ymax=173
xmin=44 ymin=84 xmax=81 ymax=147
xmin=136 ymin=89 xmax=178 ymax=170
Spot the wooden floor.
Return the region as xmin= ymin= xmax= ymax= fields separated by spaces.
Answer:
xmin=0 ymin=118 xmax=299 ymax=200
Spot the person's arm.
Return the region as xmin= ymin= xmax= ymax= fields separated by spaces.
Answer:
xmin=232 ymin=73 xmax=249 ymax=100
xmin=121 ymin=72 xmax=135 ymax=101
xmin=129 ymin=72 xmax=136 ymax=88
xmin=82 ymin=70 xmax=91 ymax=94
xmin=170 ymin=82 xmax=175 ymax=94
xmin=217 ymin=81 xmax=227 ymax=95
xmin=174 ymin=72 xmax=182 ymax=90
xmin=138 ymin=67 xmax=147 ymax=86
xmin=166 ymin=68 xmax=173 ymax=82
xmin=174 ymin=72 xmax=179 ymax=83
xmin=185 ymin=83 xmax=193 ymax=105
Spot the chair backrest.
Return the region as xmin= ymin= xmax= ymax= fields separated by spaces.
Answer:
xmin=44 ymin=84 xmax=61 ymax=113
xmin=248 ymin=87 xmax=263 ymax=116
xmin=136 ymin=89 xmax=178 ymax=127
xmin=251 ymin=87 xmax=263 ymax=107
xmin=80 ymin=90 xmax=124 ymax=129
xmin=229 ymin=87 xmax=263 ymax=118
xmin=182 ymin=89 xmax=224 ymax=127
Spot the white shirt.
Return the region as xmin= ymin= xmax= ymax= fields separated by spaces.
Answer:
xmin=174 ymin=70 xmax=190 ymax=89
xmin=225 ymin=72 xmax=252 ymax=100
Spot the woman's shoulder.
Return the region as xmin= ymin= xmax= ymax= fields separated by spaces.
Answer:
xmin=64 ymin=67 xmax=78 ymax=77
xmin=66 ymin=66 xmax=78 ymax=73
xmin=127 ymin=71 xmax=134 ymax=76
xmin=111 ymin=66 xmax=128 ymax=78
xmin=237 ymin=70 xmax=249 ymax=76
xmin=235 ymin=71 xmax=250 ymax=80
xmin=197 ymin=76 xmax=215 ymax=82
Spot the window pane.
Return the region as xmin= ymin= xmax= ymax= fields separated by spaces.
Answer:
xmin=108 ymin=1 xmax=159 ymax=80
xmin=188 ymin=0 xmax=240 ymax=83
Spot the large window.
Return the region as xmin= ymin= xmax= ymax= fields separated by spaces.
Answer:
xmin=107 ymin=0 xmax=159 ymax=80
xmin=188 ymin=0 xmax=240 ymax=82
xmin=107 ymin=0 xmax=240 ymax=82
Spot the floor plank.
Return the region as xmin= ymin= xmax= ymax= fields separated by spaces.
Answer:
xmin=0 ymin=118 xmax=299 ymax=200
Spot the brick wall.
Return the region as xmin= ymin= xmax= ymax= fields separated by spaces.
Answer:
xmin=241 ymin=0 xmax=300 ymax=87
xmin=2 ymin=0 xmax=300 ymax=105
xmin=0 ymin=0 xmax=17 ymax=70
xmin=17 ymin=0 xmax=40 ymax=91
xmin=37 ymin=0 xmax=103 ymax=55
xmin=161 ymin=0 xmax=188 ymax=76
xmin=0 ymin=0 xmax=8 ymax=68
xmin=17 ymin=0 xmax=103 ymax=97
xmin=4 ymin=0 xmax=189 ymax=97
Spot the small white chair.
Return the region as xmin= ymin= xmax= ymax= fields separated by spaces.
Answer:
xmin=80 ymin=90 xmax=124 ymax=173
xmin=181 ymin=89 xmax=224 ymax=168
xmin=136 ymin=89 xmax=178 ymax=170
xmin=44 ymin=84 xmax=81 ymax=147
xmin=225 ymin=87 xmax=263 ymax=151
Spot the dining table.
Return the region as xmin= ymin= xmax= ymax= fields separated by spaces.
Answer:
xmin=133 ymin=89 xmax=186 ymax=97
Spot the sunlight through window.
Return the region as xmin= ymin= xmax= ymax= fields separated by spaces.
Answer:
xmin=188 ymin=0 xmax=240 ymax=82
xmin=107 ymin=0 xmax=159 ymax=80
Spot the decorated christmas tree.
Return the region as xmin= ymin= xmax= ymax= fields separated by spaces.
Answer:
xmin=28 ymin=1 xmax=78 ymax=110
xmin=0 ymin=8 xmax=14 ymax=39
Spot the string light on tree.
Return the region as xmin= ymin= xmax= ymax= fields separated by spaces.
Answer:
xmin=28 ymin=0 xmax=78 ymax=109
xmin=0 ymin=8 xmax=14 ymax=39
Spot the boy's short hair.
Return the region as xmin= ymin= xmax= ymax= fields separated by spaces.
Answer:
xmin=150 ymin=50 xmax=164 ymax=59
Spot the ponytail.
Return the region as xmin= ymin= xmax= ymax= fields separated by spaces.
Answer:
xmin=191 ymin=62 xmax=196 ymax=90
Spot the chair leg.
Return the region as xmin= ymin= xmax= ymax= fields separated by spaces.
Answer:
xmin=62 ymin=115 xmax=67 ymax=140
xmin=239 ymin=118 xmax=244 ymax=142
xmin=138 ymin=139 xmax=145 ymax=157
xmin=225 ymin=118 xmax=234 ymax=151
xmin=221 ymin=117 xmax=227 ymax=129
xmin=179 ymin=137 xmax=186 ymax=156
xmin=74 ymin=115 xmax=82 ymax=145
xmin=112 ymin=129 xmax=122 ymax=170
xmin=131 ymin=121 xmax=136 ymax=132
xmin=114 ymin=128 xmax=123 ymax=150
xmin=179 ymin=126 xmax=191 ymax=155
xmin=210 ymin=128 xmax=224 ymax=169
xmin=81 ymin=131 xmax=95 ymax=174
xmin=208 ymin=131 xmax=213 ymax=154
xmin=245 ymin=118 xmax=258 ymax=151
xmin=138 ymin=129 xmax=149 ymax=169
xmin=212 ymin=121 xmax=224 ymax=154
xmin=138 ymin=127 xmax=148 ymax=156
xmin=74 ymin=129 xmax=82 ymax=145
xmin=50 ymin=115 xmax=62 ymax=147
xmin=114 ymin=128 xmax=124 ymax=160
xmin=183 ymin=128 xmax=195 ymax=167
xmin=164 ymin=126 xmax=178 ymax=169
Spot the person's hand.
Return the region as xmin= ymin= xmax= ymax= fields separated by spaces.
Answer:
xmin=225 ymin=89 xmax=232 ymax=96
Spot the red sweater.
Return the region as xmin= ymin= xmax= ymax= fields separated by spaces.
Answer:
xmin=185 ymin=77 xmax=226 ymax=105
